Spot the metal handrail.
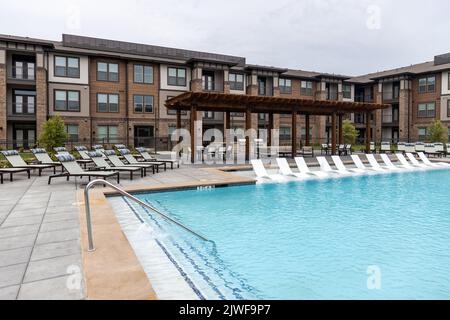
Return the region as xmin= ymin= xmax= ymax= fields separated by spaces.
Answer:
xmin=84 ymin=179 xmax=210 ymax=252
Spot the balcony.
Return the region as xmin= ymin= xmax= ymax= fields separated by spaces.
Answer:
xmin=355 ymin=95 xmax=374 ymax=103
xmin=7 ymin=65 xmax=36 ymax=84
xmin=8 ymin=103 xmax=36 ymax=121
xmin=382 ymin=115 xmax=399 ymax=126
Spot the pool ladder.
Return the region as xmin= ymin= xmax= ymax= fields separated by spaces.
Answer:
xmin=84 ymin=179 xmax=211 ymax=252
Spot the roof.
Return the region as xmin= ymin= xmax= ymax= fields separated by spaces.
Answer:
xmin=245 ymin=64 xmax=288 ymax=73
xmin=166 ymin=92 xmax=389 ymax=115
xmin=0 ymin=34 xmax=55 ymax=47
xmin=349 ymin=60 xmax=450 ymax=84
xmin=62 ymin=34 xmax=246 ymax=66
xmin=283 ymin=69 xmax=321 ymax=79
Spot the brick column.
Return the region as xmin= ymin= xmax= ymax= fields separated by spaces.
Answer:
xmin=314 ymin=81 xmax=327 ymax=143
xmin=374 ymin=83 xmax=383 ymax=143
xmin=190 ymin=65 xmax=203 ymax=145
xmin=399 ymin=79 xmax=412 ymax=142
xmin=0 ymin=49 xmax=6 ymax=145
xmin=35 ymin=53 xmax=48 ymax=139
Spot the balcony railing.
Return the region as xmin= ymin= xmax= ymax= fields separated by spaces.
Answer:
xmin=10 ymin=66 xmax=35 ymax=80
xmin=382 ymin=115 xmax=399 ymax=124
xmin=12 ymin=103 xmax=36 ymax=115
xmin=355 ymin=95 xmax=374 ymax=103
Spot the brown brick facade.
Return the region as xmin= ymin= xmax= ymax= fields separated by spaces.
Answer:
xmin=35 ymin=67 xmax=47 ymax=138
xmin=0 ymin=64 xmax=6 ymax=143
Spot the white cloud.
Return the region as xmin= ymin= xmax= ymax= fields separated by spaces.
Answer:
xmin=0 ymin=0 xmax=449 ymax=75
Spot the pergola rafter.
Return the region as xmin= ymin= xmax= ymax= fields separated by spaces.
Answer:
xmin=166 ymin=92 xmax=389 ymax=162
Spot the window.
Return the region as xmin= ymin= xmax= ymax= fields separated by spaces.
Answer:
xmin=65 ymin=124 xmax=79 ymax=142
xmin=231 ymin=112 xmax=244 ymax=117
xmin=54 ymin=90 xmax=80 ymax=112
xmin=419 ymin=76 xmax=436 ymax=93
xmin=97 ymin=62 xmax=119 ymax=81
xmin=418 ymin=128 xmax=428 ymax=141
xmin=448 ymin=127 xmax=450 ymax=142
xmin=202 ymin=71 xmax=215 ymax=91
xmin=279 ymin=127 xmax=291 ymax=140
xmin=301 ymin=127 xmax=312 ymax=140
xmin=97 ymin=125 xmax=118 ymax=143
xmin=301 ymin=81 xmax=313 ymax=96
xmin=168 ymin=125 xmax=177 ymax=136
xmin=279 ymin=78 xmax=292 ymax=94
xmin=418 ymin=102 xmax=435 ymax=118
xmin=258 ymin=77 xmax=267 ymax=96
xmin=168 ymin=67 xmax=186 ymax=86
xmin=343 ymin=84 xmax=352 ymax=99
xmin=97 ymin=94 xmax=119 ymax=112
xmin=134 ymin=95 xmax=153 ymax=113
xmin=13 ymin=90 xmax=36 ymax=114
xmin=203 ymin=111 xmax=215 ymax=119
xmin=327 ymin=83 xmax=338 ymax=100
xmin=166 ymin=96 xmax=187 ymax=115
xmin=54 ymin=56 xmax=80 ymax=78
xmin=134 ymin=65 xmax=153 ymax=84
xmin=229 ymin=73 xmax=244 ymax=91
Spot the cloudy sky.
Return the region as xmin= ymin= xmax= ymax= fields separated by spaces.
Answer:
xmin=1 ymin=0 xmax=449 ymax=76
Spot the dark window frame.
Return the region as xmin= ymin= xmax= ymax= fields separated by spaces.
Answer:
xmin=97 ymin=125 xmax=119 ymax=143
xmin=418 ymin=75 xmax=436 ymax=94
xmin=96 ymin=61 xmax=119 ymax=82
xmin=54 ymin=55 xmax=80 ymax=78
xmin=13 ymin=90 xmax=36 ymax=114
xmin=167 ymin=67 xmax=187 ymax=87
xmin=343 ymin=84 xmax=352 ymax=99
xmin=417 ymin=102 xmax=436 ymax=118
xmin=133 ymin=94 xmax=154 ymax=113
xmin=65 ymin=124 xmax=79 ymax=142
xmin=447 ymin=100 xmax=450 ymax=118
xmin=53 ymin=89 xmax=81 ymax=112
xmin=279 ymin=78 xmax=292 ymax=94
xmin=96 ymin=93 xmax=120 ymax=113
xmin=229 ymin=73 xmax=244 ymax=91
xmin=133 ymin=64 xmax=154 ymax=84
xmin=300 ymin=80 xmax=313 ymax=96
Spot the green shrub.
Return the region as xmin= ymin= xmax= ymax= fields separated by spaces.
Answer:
xmin=38 ymin=115 xmax=68 ymax=151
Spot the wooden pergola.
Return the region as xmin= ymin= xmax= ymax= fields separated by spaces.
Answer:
xmin=166 ymin=92 xmax=389 ymax=163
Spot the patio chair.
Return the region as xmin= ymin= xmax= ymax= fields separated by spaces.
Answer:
xmin=103 ymin=150 xmax=156 ymax=174
xmin=345 ymin=144 xmax=352 ymax=155
xmin=87 ymin=151 xmax=144 ymax=179
xmin=424 ymin=144 xmax=439 ymax=158
xmin=0 ymin=168 xmax=31 ymax=184
xmin=395 ymin=153 xmax=422 ymax=170
xmin=405 ymin=153 xmax=430 ymax=169
xmin=397 ymin=142 xmax=406 ymax=153
xmin=276 ymin=158 xmax=310 ymax=179
xmin=370 ymin=142 xmax=376 ymax=154
xmin=250 ymin=159 xmax=284 ymax=181
xmin=380 ymin=154 xmax=404 ymax=171
xmin=1 ymin=150 xmax=56 ymax=175
xmin=48 ymin=154 xmax=120 ymax=185
xmin=366 ymin=154 xmax=388 ymax=172
xmin=299 ymin=146 xmax=314 ymax=157
xmin=54 ymin=146 xmax=92 ymax=168
xmin=31 ymin=148 xmax=63 ymax=172
xmin=118 ymin=149 xmax=166 ymax=172
xmin=380 ymin=142 xmax=391 ymax=153
xmin=135 ymin=147 xmax=179 ymax=169
xmin=350 ymin=155 xmax=379 ymax=173
xmin=404 ymin=143 xmax=416 ymax=154
xmin=93 ymin=145 xmax=107 ymax=158
xmin=434 ymin=143 xmax=445 ymax=156
xmin=294 ymin=157 xmax=329 ymax=178
xmin=415 ymin=142 xmax=426 ymax=153
xmin=320 ymin=144 xmax=329 ymax=155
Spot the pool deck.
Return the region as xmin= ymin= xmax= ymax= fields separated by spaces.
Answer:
xmin=1 ymin=154 xmax=449 ymax=300
xmin=0 ymin=164 xmax=254 ymax=300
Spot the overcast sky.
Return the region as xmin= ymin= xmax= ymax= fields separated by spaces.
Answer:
xmin=1 ymin=0 xmax=449 ymax=76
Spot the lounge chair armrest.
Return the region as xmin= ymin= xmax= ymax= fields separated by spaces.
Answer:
xmin=89 ymin=166 xmax=105 ymax=171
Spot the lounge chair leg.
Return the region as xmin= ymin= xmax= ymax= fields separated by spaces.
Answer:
xmin=27 ymin=170 xmax=31 ymax=179
xmin=117 ymin=174 xmax=120 ymax=184
xmin=53 ymin=166 xmax=56 ymax=174
xmin=48 ymin=177 xmax=51 ymax=185
xmin=130 ymin=171 xmax=133 ymax=180
xmin=38 ymin=169 xmax=42 ymax=177
xmin=1 ymin=175 xmax=3 ymax=184
xmin=164 ymin=163 xmax=167 ymax=171
xmin=10 ymin=173 xmax=13 ymax=182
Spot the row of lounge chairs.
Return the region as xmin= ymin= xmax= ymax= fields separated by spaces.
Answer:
xmin=251 ymin=152 xmax=450 ymax=182
xmin=0 ymin=145 xmax=179 ymax=185
xmin=372 ymin=142 xmax=448 ymax=157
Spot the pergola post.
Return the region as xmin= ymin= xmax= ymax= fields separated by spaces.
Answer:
xmin=176 ymin=110 xmax=182 ymax=140
xmin=291 ymin=111 xmax=297 ymax=158
xmin=338 ymin=114 xmax=343 ymax=145
xmin=190 ymin=105 xmax=197 ymax=163
xmin=246 ymin=108 xmax=252 ymax=161
xmin=331 ymin=112 xmax=337 ymax=155
xmin=366 ymin=111 xmax=372 ymax=153
xmin=305 ymin=114 xmax=310 ymax=146
xmin=268 ymin=113 xmax=274 ymax=147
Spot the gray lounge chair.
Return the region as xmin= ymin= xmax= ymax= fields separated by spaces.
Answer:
xmin=54 ymin=146 xmax=92 ymax=168
xmin=0 ymin=168 xmax=31 ymax=184
xmin=1 ymin=150 xmax=56 ymax=175
xmin=118 ymin=149 xmax=166 ymax=172
xmin=87 ymin=151 xmax=145 ymax=179
xmin=135 ymin=147 xmax=179 ymax=169
xmin=103 ymin=150 xmax=156 ymax=174
xmin=48 ymin=154 xmax=119 ymax=184
xmin=31 ymin=148 xmax=63 ymax=172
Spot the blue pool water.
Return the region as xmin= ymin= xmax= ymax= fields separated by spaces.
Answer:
xmin=129 ymin=169 xmax=450 ymax=300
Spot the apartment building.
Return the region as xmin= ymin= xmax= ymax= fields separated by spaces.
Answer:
xmin=1 ymin=33 xmax=450 ymax=150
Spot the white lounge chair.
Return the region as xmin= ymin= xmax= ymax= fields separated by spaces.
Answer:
xmin=397 ymin=142 xmax=406 ymax=153
xmin=417 ymin=152 xmax=450 ymax=168
xmin=405 ymin=153 xmax=432 ymax=169
xmin=331 ymin=156 xmax=365 ymax=174
xmin=251 ymin=160 xmax=284 ymax=181
xmin=380 ymin=154 xmax=404 ymax=170
xmin=276 ymin=158 xmax=310 ymax=180
xmin=316 ymin=157 xmax=345 ymax=175
xmin=366 ymin=154 xmax=387 ymax=172
xmin=294 ymin=157 xmax=329 ymax=178
xmin=435 ymin=143 xmax=445 ymax=156
xmin=396 ymin=153 xmax=422 ymax=170
xmin=350 ymin=155 xmax=378 ymax=173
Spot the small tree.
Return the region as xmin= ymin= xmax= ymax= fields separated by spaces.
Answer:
xmin=38 ymin=115 xmax=68 ymax=151
xmin=342 ymin=120 xmax=359 ymax=145
xmin=427 ymin=120 xmax=447 ymax=143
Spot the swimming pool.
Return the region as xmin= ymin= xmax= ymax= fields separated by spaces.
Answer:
xmin=113 ymin=169 xmax=450 ymax=300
